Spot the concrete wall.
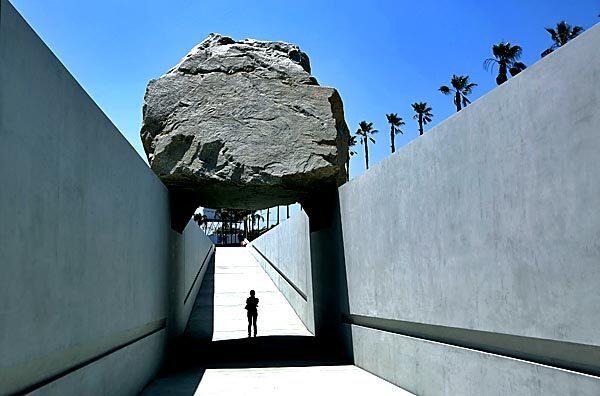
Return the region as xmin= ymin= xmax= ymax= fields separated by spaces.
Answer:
xmin=249 ymin=211 xmax=314 ymax=333
xmin=168 ymin=222 xmax=215 ymax=339
xmin=339 ymin=23 xmax=600 ymax=394
xmin=0 ymin=1 xmax=212 ymax=394
xmin=350 ymin=325 xmax=600 ymax=396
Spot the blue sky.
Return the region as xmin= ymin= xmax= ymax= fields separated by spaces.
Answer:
xmin=10 ymin=0 xmax=599 ymax=222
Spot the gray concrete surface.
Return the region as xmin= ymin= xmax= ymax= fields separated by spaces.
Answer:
xmin=30 ymin=331 xmax=166 ymax=396
xmin=194 ymin=365 xmax=412 ymax=396
xmin=250 ymin=212 xmax=314 ymax=332
xmin=350 ymin=325 xmax=600 ymax=395
xmin=167 ymin=222 xmax=214 ymax=340
xmin=0 ymin=1 xmax=212 ymax=393
xmin=338 ymin=21 xmax=600 ymax=380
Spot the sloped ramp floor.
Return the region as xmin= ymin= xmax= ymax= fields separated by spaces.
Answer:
xmin=141 ymin=247 xmax=411 ymax=395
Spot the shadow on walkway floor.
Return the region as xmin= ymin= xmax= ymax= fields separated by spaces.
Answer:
xmin=143 ymin=335 xmax=349 ymax=395
xmin=176 ymin=335 xmax=347 ymax=369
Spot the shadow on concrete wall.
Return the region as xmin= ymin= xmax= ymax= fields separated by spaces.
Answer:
xmin=334 ymin=193 xmax=354 ymax=362
xmin=183 ymin=255 xmax=216 ymax=342
xmin=304 ymin=187 xmax=354 ymax=361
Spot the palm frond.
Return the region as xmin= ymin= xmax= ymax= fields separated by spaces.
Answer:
xmin=463 ymin=82 xmax=477 ymax=94
xmin=439 ymin=85 xmax=452 ymax=95
xmin=571 ymin=26 xmax=584 ymax=38
xmin=507 ymin=44 xmax=522 ymax=60
xmin=492 ymin=43 xmax=503 ymax=58
xmin=348 ymin=135 xmax=357 ymax=148
xmin=483 ymin=58 xmax=497 ymax=71
xmin=509 ymin=61 xmax=526 ymax=76
xmin=546 ymin=27 xmax=558 ymax=41
xmin=541 ymin=48 xmax=554 ymax=57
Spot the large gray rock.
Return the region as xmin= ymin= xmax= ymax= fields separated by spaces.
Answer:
xmin=141 ymin=33 xmax=349 ymax=230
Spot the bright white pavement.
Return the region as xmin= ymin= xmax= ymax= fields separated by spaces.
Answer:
xmin=211 ymin=247 xmax=311 ymax=340
xmin=194 ymin=365 xmax=412 ymax=395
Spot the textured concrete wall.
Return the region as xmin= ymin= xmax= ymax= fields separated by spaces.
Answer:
xmin=30 ymin=332 xmax=166 ymax=396
xmin=0 ymin=1 xmax=212 ymax=394
xmin=350 ymin=325 xmax=600 ymax=396
xmin=168 ymin=221 xmax=215 ymax=339
xmin=339 ymin=23 xmax=600 ymax=394
xmin=249 ymin=211 xmax=314 ymax=333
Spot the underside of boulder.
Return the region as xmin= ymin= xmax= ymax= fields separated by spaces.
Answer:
xmin=141 ymin=34 xmax=350 ymax=231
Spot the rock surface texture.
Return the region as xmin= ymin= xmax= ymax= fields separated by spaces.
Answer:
xmin=141 ymin=34 xmax=349 ymax=230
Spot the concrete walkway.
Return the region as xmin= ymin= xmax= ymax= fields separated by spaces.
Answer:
xmin=194 ymin=365 xmax=410 ymax=395
xmin=141 ymin=247 xmax=411 ymax=395
xmin=205 ymin=247 xmax=311 ymax=340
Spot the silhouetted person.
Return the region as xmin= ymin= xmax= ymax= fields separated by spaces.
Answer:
xmin=245 ymin=289 xmax=259 ymax=337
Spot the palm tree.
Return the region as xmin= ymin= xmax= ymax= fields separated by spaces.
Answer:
xmin=346 ymin=134 xmax=358 ymax=179
xmin=439 ymin=75 xmax=477 ymax=112
xmin=411 ymin=102 xmax=433 ymax=136
xmin=385 ymin=113 xmax=405 ymax=153
xmin=252 ymin=212 xmax=263 ymax=232
xmin=356 ymin=121 xmax=378 ymax=170
xmin=266 ymin=208 xmax=270 ymax=230
xmin=484 ymin=42 xmax=527 ymax=85
xmin=193 ymin=213 xmax=208 ymax=232
xmin=541 ymin=21 xmax=584 ymax=57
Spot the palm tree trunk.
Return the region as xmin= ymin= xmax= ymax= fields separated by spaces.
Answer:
xmin=419 ymin=115 xmax=424 ymax=136
xmin=346 ymin=157 xmax=350 ymax=181
xmin=364 ymin=138 xmax=369 ymax=170
xmin=390 ymin=125 xmax=395 ymax=153
xmin=455 ymin=92 xmax=462 ymax=112
xmin=266 ymin=208 xmax=270 ymax=230
xmin=497 ymin=62 xmax=508 ymax=85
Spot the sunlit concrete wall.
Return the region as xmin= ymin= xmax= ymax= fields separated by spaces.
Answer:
xmin=0 ymin=1 xmax=212 ymax=394
xmin=339 ymin=23 xmax=600 ymax=395
xmin=249 ymin=211 xmax=314 ymax=333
